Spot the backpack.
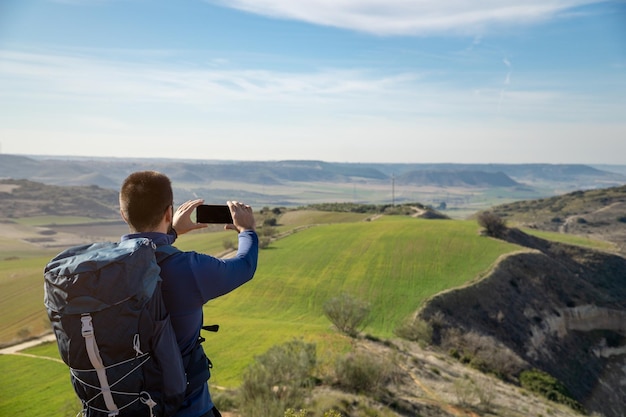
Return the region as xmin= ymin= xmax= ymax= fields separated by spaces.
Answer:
xmin=44 ymin=238 xmax=189 ymax=417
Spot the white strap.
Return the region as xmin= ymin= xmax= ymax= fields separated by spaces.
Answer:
xmin=80 ymin=314 xmax=119 ymax=416
xmin=133 ymin=334 xmax=143 ymax=356
xmin=140 ymin=392 xmax=157 ymax=417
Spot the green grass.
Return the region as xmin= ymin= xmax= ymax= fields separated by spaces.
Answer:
xmin=0 ymin=214 xmax=523 ymax=414
xmin=14 ymin=216 xmax=117 ymax=226
xmin=522 ymin=228 xmax=616 ymax=252
xmin=277 ymin=209 xmax=371 ymax=228
xmin=175 ymin=227 xmax=239 ymax=254
xmin=196 ymin=216 xmax=520 ymax=385
xmin=0 ymin=235 xmax=56 ymax=259
xmin=0 ymin=348 xmax=79 ymax=416
xmin=0 ymin=255 xmax=55 ymax=345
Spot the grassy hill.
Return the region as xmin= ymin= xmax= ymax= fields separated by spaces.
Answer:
xmin=488 ymin=184 xmax=626 ymax=254
xmin=0 ymin=211 xmax=526 ymax=415
xmin=0 ymin=200 xmax=620 ymax=416
xmin=0 ymin=214 xmax=521 ymax=369
xmin=202 ymin=216 xmax=521 ymax=386
xmin=0 ymin=179 xmax=119 ymax=220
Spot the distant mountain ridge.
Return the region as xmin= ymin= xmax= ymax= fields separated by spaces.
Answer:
xmin=397 ymin=169 xmax=519 ymax=187
xmin=1 ymin=154 xmax=623 ymax=187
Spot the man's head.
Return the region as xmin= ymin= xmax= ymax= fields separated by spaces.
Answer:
xmin=119 ymin=171 xmax=173 ymax=232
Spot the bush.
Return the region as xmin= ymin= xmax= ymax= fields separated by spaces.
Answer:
xmin=333 ymin=349 xmax=396 ymax=396
xmin=211 ymin=390 xmax=238 ymax=413
xmin=285 ymin=410 xmax=342 ymax=417
xmin=239 ymin=340 xmax=317 ymax=417
xmin=453 ymin=376 xmax=495 ymax=410
xmin=323 ymin=293 xmax=371 ymax=337
xmin=222 ymin=239 xmax=235 ymax=250
xmin=394 ymin=316 xmax=433 ymax=345
xmin=441 ymin=329 xmax=523 ymax=381
xmin=260 ymin=225 xmax=277 ymax=237
xmin=259 ymin=237 xmax=272 ymax=249
xmin=477 ymin=211 xmax=507 ymax=238
xmin=519 ymin=369 xmax=585 ymax=413
xmin=264 ymin=217 xmax=278 ymax=227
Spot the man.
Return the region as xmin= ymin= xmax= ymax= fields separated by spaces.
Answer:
xmin=119 ymin=171 xmax=258 ymax=417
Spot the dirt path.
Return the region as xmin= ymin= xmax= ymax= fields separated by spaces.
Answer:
xmin=0 ymin=333 xmax=65 ymax=364
xmin=0 ymin=333 xmax=56 ymax=354
xmin=559 ymin=201 xmax=622 ymax=233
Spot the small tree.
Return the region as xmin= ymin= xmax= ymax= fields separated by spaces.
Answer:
xmin=394 ymin=316 xmax=433 ymax=346
xmin=323 ymin=293 xmax=370 ymax=338
xmin=263 ymin=217 xmax=278 ymax=227
xmin=477 ymin=211 xmax=507 ymax=238
xmin=520 ymin=369 xmax=585 ymax=412
xmin=333 ymin=348 xmax=398 ymax=396
xmin=239 ymin=340 xmax=317 ymax=417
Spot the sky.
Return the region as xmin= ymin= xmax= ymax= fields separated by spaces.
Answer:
xmin=0 ymin=0 xmax=625 ymax=164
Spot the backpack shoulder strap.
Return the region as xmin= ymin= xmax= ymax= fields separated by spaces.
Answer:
xmin=155 ymin=244 xmax=180 ymax=263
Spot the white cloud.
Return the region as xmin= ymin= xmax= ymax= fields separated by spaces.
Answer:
xmin=0 ymin=47 xmax=622 ymax=124
xmin=0 ymin=48 xmax=427 ymax=113
xmin=206 ymin=0 xmax=607 ymax=35
xmin=1 ymin=46 xmax=624 ymax=163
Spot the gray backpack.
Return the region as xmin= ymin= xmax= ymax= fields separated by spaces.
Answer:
xmin=44 ymin=238 xmax=187 ymax=417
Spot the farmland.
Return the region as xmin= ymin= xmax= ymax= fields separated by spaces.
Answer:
xmin=0 ymin=211 xmax=522 ymax=415
xmin=0 ymin=205 xmax=618 ymax=417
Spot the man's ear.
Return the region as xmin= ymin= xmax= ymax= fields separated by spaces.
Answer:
xmin=120 ymin=208 xmax=128 ymax=223
xmin=164 ymin=205 xmax=173 ymax=224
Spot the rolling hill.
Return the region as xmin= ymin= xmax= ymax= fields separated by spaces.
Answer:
xmin=488 ymin=184 xmax=626 ymax=254
xmin=1 ymin=210 xmax=587 ymax=417
xmin=1 ymin=180 xmax=625 ymax=416
xmin=1 ymin=154 xmax=625 ymax=211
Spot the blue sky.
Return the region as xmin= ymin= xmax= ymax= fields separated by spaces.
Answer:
xmin=0 ymin=0 xmax=625 ymax=163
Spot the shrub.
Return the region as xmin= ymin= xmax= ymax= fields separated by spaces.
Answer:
xmin=264 ymin=217 xmax=278 ymax=227
xmin=285 ymin=410 xmax=342 ymax=417
xmin=260 ymin=225 xmax=277 ymax=237
xmin=519 ymin=369 xmax=585 ymax=413
xmin=323 ymin=293 xmax=371 ymax=337
xmin=211 ymin=389 xmax=238 ymax=413
xmin=441 ymin=329 xmax=523 ymax=381
xmin=476 ymin=211 xmax=507 ymax=237
xmin=394 ymin=316 xmax=433 ymax=345
xmin=333 ymin=349 xmax=396 ymax=396
xmin=259 ymin=237 xmax=272 ymax=249
xmin=239 ymin=340 xmax=317 ymax=417
xmin=453 ymin=377 xmax=494 ymax=410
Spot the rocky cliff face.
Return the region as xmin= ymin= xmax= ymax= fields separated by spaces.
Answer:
xmin=418 ymin=228 xmax=626 ymax=417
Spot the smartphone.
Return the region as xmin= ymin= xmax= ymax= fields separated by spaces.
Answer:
xmin=196 ymin=204 xmax=233 ymax=224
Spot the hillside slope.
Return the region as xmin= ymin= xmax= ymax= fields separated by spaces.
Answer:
xmin=0 ymin=179 xmax=119 ymax=219
xmin=491 ymin=184 xmax=626 ymax=253
xmin=418 ymin=228 xmax=626 ymax=417
xmin=2 ymin=155 xmax=625 ymax=210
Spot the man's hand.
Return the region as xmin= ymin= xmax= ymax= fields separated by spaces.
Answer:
xmin=225 ymin=201 xmax=256 ymax=233
xmin=172 ymin=199 xmax=208 ymax=235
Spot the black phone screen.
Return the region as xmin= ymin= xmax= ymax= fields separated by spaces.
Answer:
xmin=196 ymin=204 xmax=233 ymax=224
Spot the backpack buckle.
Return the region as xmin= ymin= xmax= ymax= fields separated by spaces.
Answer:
xmin=80 ymin=314 xmax=94 ymax=337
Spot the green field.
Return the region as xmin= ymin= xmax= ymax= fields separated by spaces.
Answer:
xmin=0 ymin=254 xmax=58 ymax=344
xmin=1 ymin=213 xmax=524 ymax=415
xmin=521 ymin=228 xmax=616 ymax=252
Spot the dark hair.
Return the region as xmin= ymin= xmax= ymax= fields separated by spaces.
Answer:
xmin=120 ymin=171 xmax=173 ymax=232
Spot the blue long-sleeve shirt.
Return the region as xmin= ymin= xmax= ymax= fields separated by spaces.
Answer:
xmin=121 ymin=229 xmax=258 ymax=417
